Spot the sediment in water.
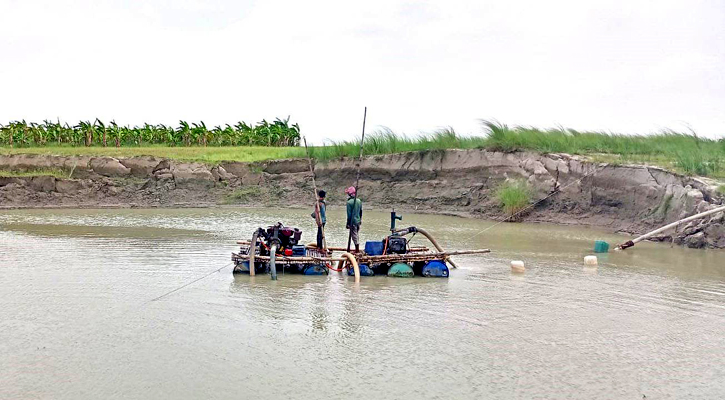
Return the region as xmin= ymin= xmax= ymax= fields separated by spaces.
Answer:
xmin=1 ymin=150 xmax=723 ymax=248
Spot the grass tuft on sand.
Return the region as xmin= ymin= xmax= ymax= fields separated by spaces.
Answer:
xmin=224 ymin=186 xmax=264 ymax=204
xmin=495 ymin=179 xmax=532 ymax=220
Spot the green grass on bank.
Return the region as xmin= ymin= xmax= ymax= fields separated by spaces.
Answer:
xmin=495 ymin=179 xmax=532 ymax=219
xmin=0 ymin=167 xmax=69 ymax=179
xmin=306 ymin=123 xmax=725 ymax=178
xmin=2 ymin=122 xmax=724 ymax=178
xmin=306 ymin=128 xmax=486 ymax=160
xmin=0 ymin=144 xmax=306 ymax=164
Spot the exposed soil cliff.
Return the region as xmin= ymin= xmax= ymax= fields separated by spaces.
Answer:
xmin=1 ymin=150 xmax=723 ymax=248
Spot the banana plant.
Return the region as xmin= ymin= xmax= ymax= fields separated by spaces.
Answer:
xmin=8 ymin=120 xmax=31 ymax=147
xmin=141 ymin=123 xmax=156 ymax=145
xmin=178 ymin=120 xmax=191 ymax=146
xmin=0 ymin=123 xmax=10 ymax=147
xmin=75 ymin=121 xmax=94 ymax=146
xmin=191 ymin=121 xmax=208 ymax=146
xmin=93 ymin=119 xmax=107 ymax=147
xmin=158 ymin=124 xmax=175 ymax=145
xmin=1 ymin=118 xmax=302 ymax=148
xmin=234 ymin=121 xmax=254 ymax=145
xmin=223 ymin=124 xmax=236 ymax=146
xmin=108 ymin=121 xmax=124 ymax=148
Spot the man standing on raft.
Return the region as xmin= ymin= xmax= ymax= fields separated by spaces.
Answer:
xmin=345 ymin=186 xmax=363 ymax=252
xmin=311 ymin=190 xmax=326 ymax=249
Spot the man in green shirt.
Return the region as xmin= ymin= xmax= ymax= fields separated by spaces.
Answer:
xmin=345 ymin=186 xmax=363 ymax=252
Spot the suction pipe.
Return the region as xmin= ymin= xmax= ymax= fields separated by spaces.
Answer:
xmin=394 ymin=226 xmax=460 ymax=269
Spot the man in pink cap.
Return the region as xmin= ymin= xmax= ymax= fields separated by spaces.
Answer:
xmin=345 ymin=186 xmax=363 ymax=252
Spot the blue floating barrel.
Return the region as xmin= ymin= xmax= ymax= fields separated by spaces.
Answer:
xmin=421 ymin=260 xmax=449 ymax=277
xmin=364 ymin=241 xmax=385 ymax=255
xmin=233 ymin=261 xmax=251 ymax=274
xmin=594 ymin=240 xmax=610 ymax=253
xmin=347 ymin=263 xmax=374 ymax=276
xmin=233 ymin=261 xmax=268 ymax=274
xmin=303 ymin=264 xmax=328 ymax=275
xmin=288 ymin=263 xmax=306 ymax=274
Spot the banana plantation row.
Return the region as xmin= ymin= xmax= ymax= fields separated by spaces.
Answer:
xmin=0 ymin=118 xmax=301 ymax=147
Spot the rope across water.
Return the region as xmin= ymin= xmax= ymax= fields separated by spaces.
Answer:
xmin=467 ymin=163 xmax=608 ymax=241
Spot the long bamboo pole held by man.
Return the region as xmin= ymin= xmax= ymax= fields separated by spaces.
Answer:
xmin=346 ymin=107 xmax=367 ymax=252
xmin=303 ymin=136 xmax=327 ymax=251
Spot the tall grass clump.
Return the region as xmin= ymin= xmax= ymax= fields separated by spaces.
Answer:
xmin=495 ymin=179 xmax=532 ymax=221
xmin=481 ymin=121 xmax=725 ymax=177
xmin=308 ymin=127 xmax=487 ymax=161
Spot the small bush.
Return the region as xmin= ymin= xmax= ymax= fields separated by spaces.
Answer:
xmin=495 ymin=179 xmax=532 ymax=220
xmin=224 ymin=186 xmax=263 ymax=203
xmin=718 ymin=185 xmax=725 ymax=195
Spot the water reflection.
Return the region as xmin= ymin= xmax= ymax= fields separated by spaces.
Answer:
xmin=2 ymin=207 xmax=725 ymax=399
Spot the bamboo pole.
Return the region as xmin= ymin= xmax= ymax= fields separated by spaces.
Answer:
xmin=616 ymin=204 xmax=725 ymax=250
xmin=359 ymin=249 xmax=490 ymax=263
xmin=303 ymin=136 xmax=326 ymax=251
xmin=347 ymin=106 xmax=367 ymax=252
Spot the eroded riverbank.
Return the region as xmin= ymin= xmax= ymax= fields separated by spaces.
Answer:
xmin=1 ymin=149 xmax=724 ymax=248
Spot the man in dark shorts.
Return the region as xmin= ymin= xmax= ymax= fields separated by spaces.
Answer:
xmin=345 ymin=186 xmax=362 ymax=252
xmin=311 ymin=190 xmax=326 ymax=249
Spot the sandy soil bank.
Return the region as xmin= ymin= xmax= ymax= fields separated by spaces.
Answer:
xmin=1 ymin=150 xmax=724 ymax=248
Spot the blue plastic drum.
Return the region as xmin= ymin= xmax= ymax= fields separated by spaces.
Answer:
xmin=347 ymin=263 xmax=374 ymax=276
xmin=421 ymin=260 xmax=449 ymax=277
xmin=303 ymin=264 xmax=328 ymax=275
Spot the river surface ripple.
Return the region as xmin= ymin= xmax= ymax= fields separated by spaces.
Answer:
xmin=1 ymin=208 xmax=725 ymax=399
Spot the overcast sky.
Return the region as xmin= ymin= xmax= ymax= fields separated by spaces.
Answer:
xmin=1 ymin=0 xmax=723 ymax=142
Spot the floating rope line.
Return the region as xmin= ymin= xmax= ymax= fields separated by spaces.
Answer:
xmin=467 ymin=163 xmax=609 ymax=241
xmin=147 ymin=262 xmax=233 ymax=303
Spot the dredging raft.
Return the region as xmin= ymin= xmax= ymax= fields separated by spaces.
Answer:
xmin=231 ymin=211 xmax=491 ymax=281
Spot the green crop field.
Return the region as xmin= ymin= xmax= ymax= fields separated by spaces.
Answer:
xmin=0 ymin=118 xmax=300 ymax=148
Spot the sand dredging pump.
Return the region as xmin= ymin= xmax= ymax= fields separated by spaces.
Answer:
xmin=232 ymin=222 xmax=328 ymax=276
xmin=231 ymin=212 xmax=491 ymax=280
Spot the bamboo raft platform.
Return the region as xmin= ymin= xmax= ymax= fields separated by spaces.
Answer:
xmin=232 ymin=219 xmax=491 ymax=282
xmin=232 ymin=249 xmax=491 ymax=265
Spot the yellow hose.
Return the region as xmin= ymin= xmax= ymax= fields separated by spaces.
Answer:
xmin=410 ymin=227 xmax=459 ymax=269
xmin=249 ymin=231 xmax=258 ymax=276
xmin=341 ymin=252 xmax=360 ymax=283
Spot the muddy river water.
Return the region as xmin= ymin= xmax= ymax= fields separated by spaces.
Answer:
xmin=2 ymin=208 xmax=725 ymax=399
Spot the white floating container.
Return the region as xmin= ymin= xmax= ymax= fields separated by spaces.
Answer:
xmin=584 ymin=255 xmax=598 ymax=266
xmin=510 ymin=260 xmax=526 ymax=273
